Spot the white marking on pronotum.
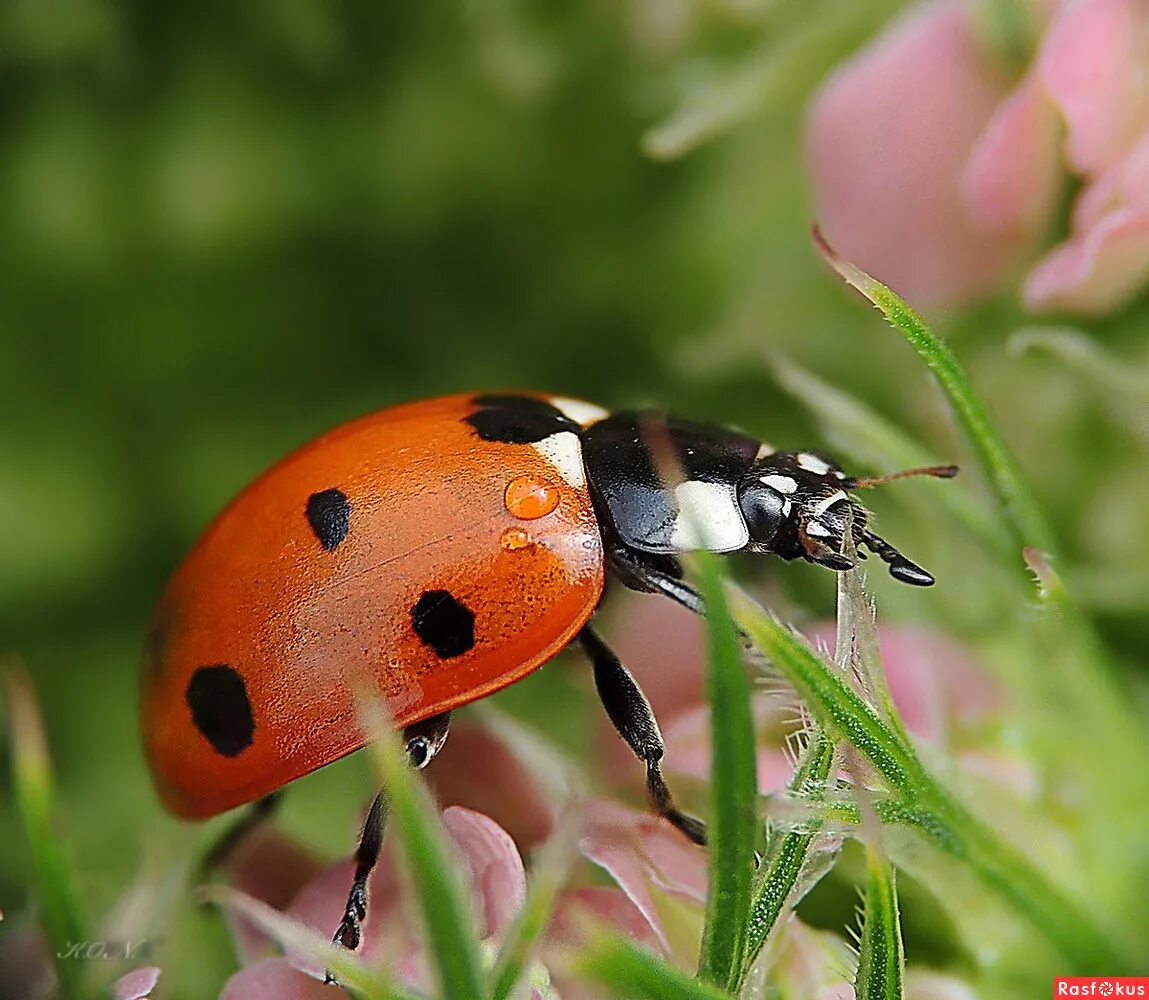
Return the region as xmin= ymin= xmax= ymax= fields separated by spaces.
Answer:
xmin=761 ymin=474 xmax=798 ymax=494
xmin=797 ymin=453 xmax=833 ymax=475
xmin=669 ymin=480 xmax=749 ymax=553
xmin=806 ymin=520 xmax=831 ymax=537
xmin=812 ymin=490 xmax=848 ymax=517
xmin=533 ymin=431 xmax=586 ymax=489
xmin=549 ymin=397 xmax=609 ymax=427
xmin=781 ymin=499 xmax=792 ymax=517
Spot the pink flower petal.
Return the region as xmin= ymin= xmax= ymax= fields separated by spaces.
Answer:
xmin=602 ymin=592 xmax=707 ymax=721
xmin=112 ymin=966 xmax=161 ymax=1000
xmin=660 ymin=703 xmax=796 ymax=793
xmin=548 ymin=886 xmax=666 ymax=998
xmin=1025 ymin=129 xmax=1149 ymax=312
xmin=1073 ymin=130 xmax=1149 ymax=231
xmin=425 ymin=723 xmax=557 ymax=849
xmin=579 ymin=800 xmax=707 ymax=952
xmin=220 ymin=958 xmax=331 ymax=1000
xmin=284 ymin=849 xmax=418 ymax=980
xmin=1038 ymin=0 xmax=1149 ymax=175
xmin=1024 ymin=203 xmax=1149 ymax=312
xmin=961 ymin=71 xmax=1063 ymax=232
xmin=806 ymin=0 xmax=1025 ymax=309
xmin=551 ymin=886 xmax=664 ymax=951
xmin=442 ymin=805 xmax=527 ymax=938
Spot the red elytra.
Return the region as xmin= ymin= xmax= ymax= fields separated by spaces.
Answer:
xmin=141 ymin=393 xmax=604 ymax=819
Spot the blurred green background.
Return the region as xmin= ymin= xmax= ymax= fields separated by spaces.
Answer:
xmin=2 ymin=1 xmax=1147 ymax=996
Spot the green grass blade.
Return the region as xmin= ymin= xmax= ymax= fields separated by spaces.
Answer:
xmin=360 ymin=701 xmax=485 ymax=1000
xmin=813 ymin=226 xmax=1057 ymax=559
xmin=1009 ymin=326 xmax=1149 ymax=403
xmin=577 ymin=934 xmax=733 ymax=1000
xmin=739 ymin=730 xmax=836 ymax=985
xmin=4 ymin=666 xmax=90 ymax=1000
xmin=855 ymin=849 xmax=904 ymax=1000
xmin=690 ymin=553 xmax=759 ymax=992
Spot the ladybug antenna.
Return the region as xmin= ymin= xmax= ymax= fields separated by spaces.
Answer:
xmin=858 ymin=529 xmax=935 ymax=587
xmin=844 ymin=464 xmax=957 ymax=489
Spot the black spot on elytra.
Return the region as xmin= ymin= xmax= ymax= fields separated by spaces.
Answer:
xmin=411 ymin=590 xmax=475 ymax=658
xmin=466 ymin=394 xmax=578 ymax=444
xmin=306 ymin=488 xmax=351 ymax=551
xmin=186 ymin=665 xmax=254 ymax=757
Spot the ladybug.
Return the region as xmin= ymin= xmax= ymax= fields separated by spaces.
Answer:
xmin=141 ymin=392 xmax=953 ymax=955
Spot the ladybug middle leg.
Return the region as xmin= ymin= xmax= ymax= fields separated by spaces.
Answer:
xmin=578 ymin=626 xmax=707 ymax=846
xmin=328 ymin=710 xmax=452 ymax=972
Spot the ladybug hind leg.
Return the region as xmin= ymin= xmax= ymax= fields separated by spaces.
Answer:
xmin=327 ymin=710 xmax=452 ymax=980
xmin=579 ymin=626 xmax=707 ymax=846
xmin=199 ymin=789 xmax=283 ymax=876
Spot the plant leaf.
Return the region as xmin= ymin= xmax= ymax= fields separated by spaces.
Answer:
xmin=4 ymin=665 xmax=90 ymax=1000
xmin=691 ymin=552 xmax=759 ymax=992
xmin=854 ymin=849 xmax=905 ymax=1000
xmin=728 ymin=588 xmax=931 ymax=799
xmin=577 ymin=934 xmax=733 ymax=1000
xmin=728 ymin=587 xmax=1129 ymax=973
xmin=739 ymin=729 xmax=836 ymax=987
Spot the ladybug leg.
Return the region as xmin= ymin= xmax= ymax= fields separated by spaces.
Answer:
xmin=606 ymin=545 xmax=707 ymax=618
xmin=607 ymin=544 xmax=753 ymax=647
xmin=199 ymin=789 xmax=283 ymax=875
xmin=328 ymin=711 xmax=452 ymax=976
xmin=578 ymin=626 xmax=707 ymax=847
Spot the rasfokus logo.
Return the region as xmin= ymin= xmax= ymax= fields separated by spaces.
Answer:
xmin=1054 ymin=979 xmax=1149 ymax=997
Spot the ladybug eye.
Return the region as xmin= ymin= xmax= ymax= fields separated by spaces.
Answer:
xmin=739 ymin=482 xmax=790 ymax=543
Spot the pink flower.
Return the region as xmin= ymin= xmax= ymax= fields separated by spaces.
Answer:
xmin=113 ymin=966 xmax=161 ymax=1000
xmin=1021 ymin=0 xmax=1149 ymax=312
xmin=220 ymin=805 xmax=537 ymax=997
xmin=807 ymin=0 xmax=1149 ymax=315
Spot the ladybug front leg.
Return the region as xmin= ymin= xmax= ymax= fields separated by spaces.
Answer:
xmin=327 ymin=710 xmax=452 ymax=980
xmin=578 ymin=626 xmax=707 ymax=846
xmin=606 ymin=544 xmax=753 ymax=649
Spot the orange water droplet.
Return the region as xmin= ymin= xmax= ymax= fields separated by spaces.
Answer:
xmin=504 ymin=475 xmax=560 ymax=520
xmin=500 ymin=527 xmax=532 ymax=551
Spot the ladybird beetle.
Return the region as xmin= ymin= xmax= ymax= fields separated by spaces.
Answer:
xmin=141 ymin=392 xmax=953 ymax=956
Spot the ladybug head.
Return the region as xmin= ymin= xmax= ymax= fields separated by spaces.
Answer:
xmin=736 ymin=452 xmax=956 ymax=587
